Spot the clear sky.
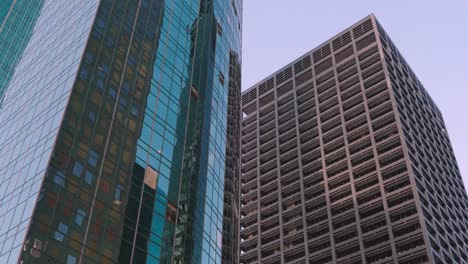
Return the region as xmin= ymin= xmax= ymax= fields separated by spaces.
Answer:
xmin=242 ymin=0 xmax=468 ymax=190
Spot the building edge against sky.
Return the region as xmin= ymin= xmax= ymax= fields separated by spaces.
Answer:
xmin=0 ymin=0 xmax=242 ymax=263
xmin=240 ymin=14 xmax=468 ymax=264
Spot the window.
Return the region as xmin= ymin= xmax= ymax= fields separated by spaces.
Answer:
xmin=72 ymin=162 xmax=83 ymax=177
xmin=144 ymin=166 xmax=158 ymax=190
xmin=54 ymin=223 xmax=68 ymax=241
xmin=114 ymin=185 xmax=123 ymax=205
xmin=75 ymin=209 xmax=86 ymax=226
xmin=97 ymin=78 xmax=104 ymax=90
xmin=84 ymin=170 xmax=93 ymax=184
xmin=79 ymin=68 xmax=88 ymax=80
xmin=88 ymin=112 xmax=95 ymax=122
xmin=57 ymin=151 xmax=69 ymax=166
xmin=356 ymin=33 xmax=376 ymax=50
xmin=166 ymin=202 xmax=177 ymax=223
xmin=84 ymin=52 xmax=93 ymax=63
xmin=30 ymin=239 xmax=44 ymax=258
xmin=67 ymin=255 xmax=76 ymax=264
xmin=131 ymin=103 xmax=138 ymax=116
xmin=119 ymin=97 xmax=128 ymax=108
xmin=54 ymin=172 xmax=65 ymax=187
xmin=88 ymin=151 xmax=98 ymax=167
xmin=101 ymin=180 xmax=110 ymax=193
xmin=109 ymin=88 xmax=116 ymax=99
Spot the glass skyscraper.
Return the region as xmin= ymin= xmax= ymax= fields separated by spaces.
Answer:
xmin=0 ymin=0 xmax=242 ymax=263
xmin=0 ymin=1 xmax=45 ymax=103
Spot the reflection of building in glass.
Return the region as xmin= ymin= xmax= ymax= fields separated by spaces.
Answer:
xmin=223 ymin=51 xmax=242 ymax=264
xmin=0 ymin=0 xmax=242 ymax=263
xmin=0 ymin=0 xmax=45 ymax=104
xmin=240 ymin=14 xmax=468 ymax=264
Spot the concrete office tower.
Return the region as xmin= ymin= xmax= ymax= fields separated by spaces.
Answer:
xmin=0 ymin=0 xmax=242 ymax=263
xmin=240 ymin=14 xmax=468 ymax=264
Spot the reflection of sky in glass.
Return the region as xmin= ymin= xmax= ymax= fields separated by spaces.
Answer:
xmin=0 ymin=1 xmax=15 ymax=23
xmin=0 ymin=0 xmax=99 ymax=262
xmin=128 ymin=0 xmax=242 ymax=262
xmin=0 ymin=0 xmax=242 ymax=262
xmin=0 ymin=1 xmax=45 ymax=104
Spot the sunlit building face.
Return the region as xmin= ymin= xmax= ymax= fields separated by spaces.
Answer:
xmin=239 ymin=14 xmax=468 ymax=264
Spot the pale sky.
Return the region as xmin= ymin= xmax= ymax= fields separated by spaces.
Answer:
xmin=242 ymin=0 xmax=468 ymax=190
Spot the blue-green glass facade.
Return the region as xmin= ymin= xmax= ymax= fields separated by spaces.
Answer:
xmin=0 ymin=0 xmax=46 ymax=104
xmin=0 ymin=0 xmax=242 ymax=263
xmin=0 ymin=0 xmax=100 ymax=262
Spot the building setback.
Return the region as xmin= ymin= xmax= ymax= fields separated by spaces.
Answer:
xmin=0 ymin=0 xmax=242 ymax=263
xmin=240 ymin=14 xmax=468 ymax=264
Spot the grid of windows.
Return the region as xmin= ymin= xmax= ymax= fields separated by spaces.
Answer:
xmin=0 ymin=0 xmax=14 ymax=22
xmin=0 ymin=0 xmax=242 ymax=263
xmin=0 ymin=1 xmax=99 ymax=263
xmin=0 ymin=0 xmax=45 ymax=103
xmin=20 ymin=0 xmax=161 ymax=262
xmin=222 ymin=51 xmax=242 ymax=264
xmin=118 ymin=0 xmax=200 ymax=262
xmin=377 ymin=21 xmax=468 ymax=263
xmin=171 ymin=1 xmax=242 ymax=263
xmin=240 ymin=14 xmax=467 ymax=264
